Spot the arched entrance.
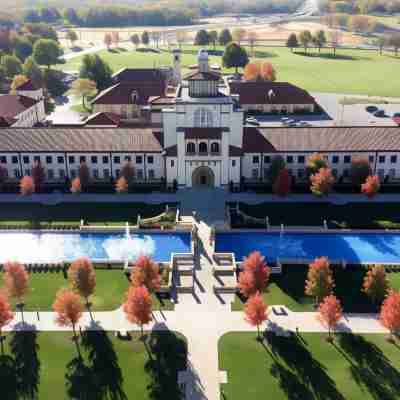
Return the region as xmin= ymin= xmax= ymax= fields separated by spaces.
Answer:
xmin=192 ymin=166 xmax=215 ymax=187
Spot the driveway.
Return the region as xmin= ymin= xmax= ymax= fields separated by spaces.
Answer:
xmin=46 ymin=95 xmax=84 ymax=125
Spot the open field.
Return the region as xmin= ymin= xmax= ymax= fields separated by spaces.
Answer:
xmin=232 ymin=265 xmax=400 ymax=312
xmin=58 ymin=45 xmax=400 ymax=97
xmin=1 ymin=330 xmax=186 ymax=400
xmin=219 ymin=332 xmax=400 ymax=400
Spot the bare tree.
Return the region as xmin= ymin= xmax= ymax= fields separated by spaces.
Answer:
xmin=330 ymin=29 xmax=342 ymax=57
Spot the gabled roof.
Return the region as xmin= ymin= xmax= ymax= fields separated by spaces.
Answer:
xmin=16 ymin=79 xmax=38 ymax=91
xmin=112 ymin=68 xmax=166 ymax=83
xmin=0 ymin=116 xmax=17 ymax=127
xmin=0 ymin=95 xmax=38 ymax=119
xmin=92 ymin=82 xmax=166 ymax=106
xmin=229 ymin=81 xmax=315 ymax=105
xmin=164 ymin=145 xmax=177 ymax=157
xmin=184 ymin=70 xmax=221 ymax=81
xmin=184 ymin=128 xmax=222 ymax=140
xmin=229 ymin=145 xmax=243 ymax=157
xmin=84 ymin=112 xmax=121 ymax=127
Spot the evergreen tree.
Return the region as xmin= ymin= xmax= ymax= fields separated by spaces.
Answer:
xmin=286 ymin=33 xmax=299 ymax=53
xmin=141 ymin=31 xmax=149 ymax=46
xmin=218 ymin=29 xmax=232 ymax=45
xmin=194 ymin=30 xmax=210 ymax=46
xmin=222 ymin=42 xmax=249 ymax=73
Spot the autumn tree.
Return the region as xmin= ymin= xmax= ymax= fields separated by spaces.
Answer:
xmin=305 ymin=257 xmax=334 ymax=304
xmin=70 ymin=177 xmax=81 ymax=194
xmin=318 ymin=295 xmax=342 ymax=341
xmin=286 ymin=33 xmax=299 ymax=52
xmin=115 ymin=176 xmax=128 ymax=193
xmin=123 ymin=285 xmax=153 ymax=336
xmin=350 ymin=157 xmax=371 ymax=187
xmin=260 ymin=61 xmax=276 ymax=81
xmin=104 ymin=33 xmax=112 ymax=50
xmin=273 ymin=168 xmax=291 ymax=197
xmin=243 ymin=61 xmax=276 ymax=81
xmin=0 ymin=291 xmax=13 ymax=354
xmin=31 ymin=160 xmax=45 ymax=192
xmin=312 ymin=30 xmax=327 ymax=52
xmin=130 ymin=33 xmax=140 ymax=49
xmin=131 ymin=255 xmax=161 ymax=293
xmin=68 ymin=258 xmax=96 ymax=307
xmin=299 ymin=30 xmax=312 ymax=53
xmin=310 ymin=168 xmax=335 ymax=197
xmin=20 ymin=175 xmax=35 ymax=196
xmin=10 ymin=74 xmax=29 ymax=93
xmin=389 ymin=33 xmax=400 ymax=57
xmin=121 ymin=160 xmax=135 ymax=183
xmin=71 ymin=79 xmax=97 ymax=109
xmin=4 ymin=261 xmax=29 ymax=319
xmin=53 ymin=289 xmax=84 ymax=346
xmin=244 ymin=292 xmax=268 ymax=340
xmin=363 ymin=265 xmax=389 ymax=306
xmin=243 ymin=62 xmax=260 ymax=81
xmin=380 ymin=290 xmax=400 ymax=341
xmin=361 ymin=175 xmax=380 ymax=198
xmin=238 ymin=251 xmax=271 ymax=298
xmin=247 ymin=31 xmax=258 ymax=55
xmin=79 ymin=162 xmax=90 ymax=190
xmin=111 ymin=32 xmax=120 ymax=47
xmin=307 ymin=153 xmax=328 ymax=175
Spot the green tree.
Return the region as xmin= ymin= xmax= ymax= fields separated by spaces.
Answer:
xmin=286 ymin=33 xmax=299 ymax=53
xmin=14 ymin=37 xmax=33 ymax=62
xmin=299 ymin=30 xmax=313 ymax=53
xmin=141 ymin=31 xmax=149 ymax=46
xmin=350 ymin=157 xmax=371 ymax=187
xmin=79 ymin=54 xmax=112 ymax=91
xmin=1 ymin=54 xmax=22 ymax=78
xmin=194 ymin=30 xmax=209 ymax=46
xmin=218 ymin=29 xmax=232 ymax=46
xmin=389 ymin=33 xmax=400 ymax=57
xmin=0 ymin=65 xmax=5 ymax=83
xmin=312 ymin=30 xmax=327 ymax=53
xmin=71 ymin=79 xmax=97 ymax=109
xmin=23 ymin=56 xmax=43 ymax=88
xmin=66 ymin=30 xmax=78 ymax=47
xmin=208 ymin=30 xmax=218 ymax=49
xmin=222 ymin=42 xmax=249 ymax=73
xmin=43 ymin=70 xmax=68 ymax=97
xmin=33 ymin=39 xmax=62 ymax=69
xmin=130 ymin=34 xmax=140 ymax=49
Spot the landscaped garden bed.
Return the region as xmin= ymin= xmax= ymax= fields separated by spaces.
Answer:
xmin=1 ymin=330 xmax=186 ymax=400
xmin=219 ymin=332 xmax=400 ymax=400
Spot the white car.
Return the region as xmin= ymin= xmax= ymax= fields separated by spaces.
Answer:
xmin=246 ymin=117 xmax=260 ymax=125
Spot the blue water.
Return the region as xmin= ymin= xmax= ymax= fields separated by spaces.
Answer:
xmin=215 ymin=232 xmax=400 ymax=264
xmin=0 ymin=232 xmax=191 ymax=263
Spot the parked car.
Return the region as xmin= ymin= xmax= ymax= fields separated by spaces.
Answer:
xmin=298 ymin=121 xmax=311 ymax=127
xmin=366 ymin=106 xmax=378 ymax=113
xmin=282 ymin=119 xmax=295 ymax=126
xmin=373 ymin=109 xmax=385 ymax=118
xmin=246 ymin=117 xmax=259 ymax=125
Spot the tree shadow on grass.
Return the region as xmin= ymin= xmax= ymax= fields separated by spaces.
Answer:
xmin=294 ymin=51 xmax=370 ymax=61
xmin=265 ymin=332 xmax=344 ymax=400
xmin=253 ymin=50 xmax=278 ymax=58
xmin=145 ymin=324 xmax=187 ymax=400
xmin=81 ymin=326 xmax=127 ymax=400
xmin=10 ymin=327 xmax=40 ymax=400
xmin=65 ymin=357 xmax=99 ymax=400
xmin=0 ymin=354 xmax=18 ymax=400
xmin=338 ymin=333 xmax=400 ymax=400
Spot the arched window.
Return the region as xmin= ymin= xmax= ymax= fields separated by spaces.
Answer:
xmin=186 ymin=142 xmax=195 ymax=154
xmin=199 ymin=142 xmax=208 ymax=154
xmin=194 ymin=108 xmax=213 ymax=127
xmin=211 ymin=142 xmax=219 ymax=154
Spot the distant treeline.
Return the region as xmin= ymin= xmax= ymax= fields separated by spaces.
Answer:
xmin=18 ymin=0 xmax=303 ymax=28
xmin=321 ymin=0 xmax=400 ymax=14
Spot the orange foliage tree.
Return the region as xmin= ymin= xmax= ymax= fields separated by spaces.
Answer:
xmin=0 ymin=291 xmax=14 ymax=353
xmin=306 ymin=153 xmax=328 ymax=175
xmin=243 ymin=61 xmax=276 ymax=81
xmin=361 ymin=175 xmax=380 ymax=199
xmin=317 ymin=294 xmax=342 ymax=340
xmin=380 ymin=290 xmax=400 ymax=340
xmin=260 ymin=61 xmax=276 ymax=81
xmin=20 ymin=176 xmax=35 ymax=196
xmin=310 ymin=167 xmax=335 ymax=197
xmin=53 ymin=289 xmax=84 ymax=341
xmin=4 ymin=261 xmax=29 ymax=309
xmin=115 ymin=176 xmax=128 ymax=193
xmin=305 ymin=257 xmax=334 ymax=304
xmin=243 ymin=62 xmax=260 ymax=81
xmin=68 ymin=258 xmax=96 ymax=307
xmin=363 ymin=265 xmax=389 ymax=306
xmin=130 ymin=255 xmax=161 ymax=292
xmin=273 ymin=168 xmax=291 ymax=197
xmin=70 ymin=177 xmax=81 ymax=194
xmin=244 ymin=292 xmax=269 ymax=339
xmin=31 ymin=161 xmax=45 ymax=192
xmin=121 ymin=161 xmax=135 ymax=183
xmin=238 ymin=251 xmax=271 ymax=298
xmin=123 ymin=285 xmax=153 ymax=335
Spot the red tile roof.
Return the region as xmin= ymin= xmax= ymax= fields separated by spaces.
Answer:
xmin=184 ymin=128 xmax=222 ymax=139
xmin=84 ymin=112 xmax=121 ymax=126
xmin=92 ymin=82 xmax=166 ymax=106
xmin=229 ymin=81 xmax=315 ymax=105
xmin=0 ymin=95 xmax=38 ymax=118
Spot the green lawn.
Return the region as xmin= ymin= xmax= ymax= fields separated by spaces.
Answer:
xmin=232 ymin=266 xmax=400 ymax=312
xmin=233 ymin=202 xmax=400 ymax=229
xmin=219 ymin=332 xmax=400 ymax=400
xmin=1 ymin=330 xmax=186 ymax=400
xmin=59 ymin=45 xmax=400 ymax=97
xmin=0 ymin=269 xmax=174 ymax=311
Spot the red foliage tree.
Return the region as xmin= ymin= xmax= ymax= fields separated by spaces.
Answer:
xmin=273 ymin=168 xmax=291 ymax=197
xmin=244 ymin=291 xmax=269 ymax=339
xmin=4 ymin=261 xmax=29 ymax=306
xmin=123 ymin=285 xmax=153 ymax=335
xmin=70 ymin=177 xmax=81 ymax=194
xmin=130 ymin=256 xmax=161 ymax=292
xmin=380 ymin=289 xmax=400 ymax=340
xmin=31 ymin=161 xmax=45 ymax=192
xmin=0 ymin=291 xmax=14 ymax=354
xmin=260 ymin=61 xmax=276 ymax=81
xmin=243 ymin=62 xmax=260 ymax=81
xmin=19 ymin=175 xmax=35 ymax=196
xmin=318 ymin=295 xmax=342 ymax=340
xmin=361 ymin=175 xmax=380 ymax=199
xmin=306 ymin=153 xmax=328 ymax=175
xmin=53 ymin=289 xmax=84 ymax=340
xmin=68 ymin=258 xmax=96 ymax=306
xmin=238 ymin=251 xmax=271 ymax=298
xmin=115 ymin=176 xmax=128 ymax=193
xmin=362 ymin=265 xmax=389 ymax=305
xmin=310 ymin=167 xmax=335 ymax=197
xmin=305 ymin=257 xmax=334 ymax=304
